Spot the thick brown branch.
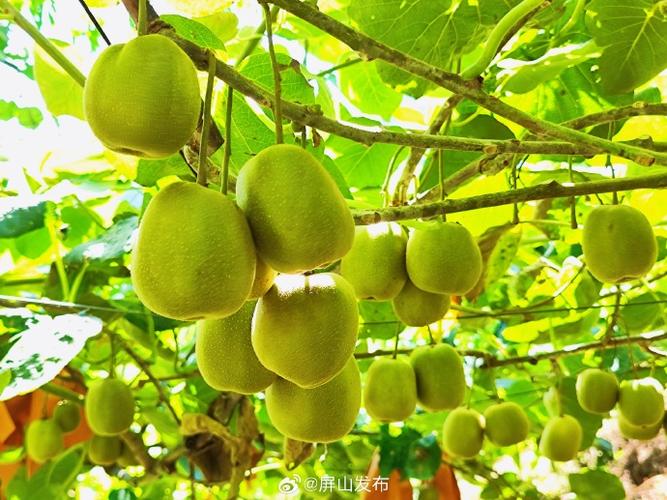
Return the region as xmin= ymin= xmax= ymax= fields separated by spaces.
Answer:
xmin=352 ymin=171 xmax=667 ymax=224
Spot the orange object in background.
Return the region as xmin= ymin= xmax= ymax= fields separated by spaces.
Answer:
xmin=0 ymin=376 xmax=92 ymax=496
xmin=428 ymin=463 xmax=461 ymax=500
xmin=362 ymin=451 xmax=413 ymax=500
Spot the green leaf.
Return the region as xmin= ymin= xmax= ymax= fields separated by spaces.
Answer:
xmin=348 ymin=0 xmax=485 ymax=97
xmin=136 ymin=155 xmax=195 ymax=186
xmin=569 ymin=469 xmax=625 ymax=500
xmin=0 ymin=99 xmax=43 ymax=128
xmin=326 ymin=134 xmax=402 ymax=189
xmin=217 ymin=91 xmax=274 ymax=173
xmin=357 ymin=301 xmax=398 ymax=340
xmin=587 ymin=0 xmax=667 ymax=94
xmin=64 ymin=216 xmax=137 ymax=266
xmin=377 ymin=425 xmax=421 ymax=476
xmin=338 ymin=61 xmax=402 ymax=120
xmin=48 ymin=445 xmax=85 ymax=490
xmin=0 ymin=310 xmax=102 ymax=400
xmin=33 ymin=40 xmax=84 ymax=119
xmin=502 ymin=42 xmax=599 ymax=94
xmin=404 ymin=434 xmax=441 ymax=480
xmin=620 ymin=292 xmax=662 ymax=332
xmin=194 ymin=12 xmax=238 ymax=43
xmin=0 ymin=199 xmax=47 ymax=238
xmin=420 ymin=115 xmax=514 ymax=191
xmin=240 ymin=52 xmax=316 ymax=105
xmin=160 ymin=14 xmax=226 ymax=50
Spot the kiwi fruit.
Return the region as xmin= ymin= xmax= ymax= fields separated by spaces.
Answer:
xmin=617 ymin=378 xmax=665 ymax=427
xmin=236 ymin=144 xmax=354 ymax=273
xmin=410 ymin=344 xmax=465 ymax=411
xmin=85 ymin=378 xmax=135 ymax=436
xmin=406 ymin=222 xmax=482 ymax=295
xmin=442 ymin=408 xmax=484 ymax=458
xmin=582 ymin=205 xmax=657 ymax=283
xmin=363 ymin=357 xmax=417 ymax=422
xmin=88 ymin=435 xmax=122 ymax=465
xmin=53 ymin=400 xmax=81 ymax=433
xmin=575 ymin=368 xmax=619 ymax=414
xmin=252 ymin=273 xmax=358 ymax=389
xmin=131 ymin=182 xmax=256 ymax=320
xmin=392 ymin=279 xmax=450 ymax=327
xmin=84 ymin=34 xmax=200 ymax=158
xmin=248 ymin=255 xmax=276 ymax=299
xmin=25 ymin=419 xmax=64 ymax=463
xmin=265 ymin=357 xmax=361 ymax=443
xmin=539 ymin=415 xmax=582 ymax=462
xmin=618 ymin=413 xmax=662 ymax=441
xmin=340 ymin=222 xmax=407 ymax=300
xmin=483 ymin=402 xmax=529 ymax=446
xmin=196 ymin=301 xmax=276 ymax=394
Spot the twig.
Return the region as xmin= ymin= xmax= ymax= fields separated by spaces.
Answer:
xmin=197 ymin=51 xmax=217 ymax=186
xmin=77 ymin=0 xmax=112 ymax=45
xmin=266 ymin=0 xmax=665 ymax=167
xmin=0 ymin=1 xmax=86 ymax=85
xmin=115 ymin=334 xmax=181 ymax=424
xmin=351 ymin=171 xmax=667 ymax=224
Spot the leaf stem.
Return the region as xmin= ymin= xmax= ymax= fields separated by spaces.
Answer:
xmin=0 ymin=0 xmax=86 ymax=86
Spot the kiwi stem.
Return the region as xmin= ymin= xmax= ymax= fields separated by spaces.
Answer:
xmin=567 ymin=156 xmax=578 ymax=229
xmin=109 ymin=332 xmax=116 ymax=378
xmin=0 ymin=0 xmax=86 ymax=86
xmin=392 ymin=326 xmax=400 ymax=359
xmin=511 ymin=155 xmax=519 ymax=225
xmin=426 ymin=325 xmax=435 ymax=346
xmin=197 ymin=51 xmax=217 ymax=186
xmin=221 ymin=86 xmax=233 ymax=195
xmin=262 ymin=2 xmax=284 ymax=144
xmin=137 ymin=0 xmax=147 ymax=36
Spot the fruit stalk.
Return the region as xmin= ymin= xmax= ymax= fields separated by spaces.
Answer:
xmin=137 ymin=0 xmax=147 ymax=35
xmin=262 ymin=2 xmax=284 ymax=144
xmin=0 ymin=0 xmax=86 ymax=86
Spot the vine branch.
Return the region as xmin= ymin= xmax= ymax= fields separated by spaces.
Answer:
xmin=352 ymin=170 xmax=667 ymax=224
xmin=266 ymin=0 xmax=667 ymax=166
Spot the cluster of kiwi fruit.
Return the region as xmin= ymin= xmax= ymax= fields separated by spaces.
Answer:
xmin=25 ymin=400 xmax=80 ymax=463
xmin=576 ymin=369 xmax=666 ymax=441
xmin=25 ymin=380 xmax=137 ymax=467
xmin=84 ymin=378 xmax=136 ymax=465
xmin=83 ymin=29 xmax=661 ymax=456
xmin=125 ymin=130 xmax=487 ymax=443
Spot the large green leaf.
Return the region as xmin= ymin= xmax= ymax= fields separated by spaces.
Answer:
xmin=348 ymin=0 xmax=486 ymax=97
xmin=64 ymin=216 xmax=137 ymax=267
xmin=0 ymin=199 xmax=48 ymax=238
xmin=587 ymin=0 xmax=667 ymax=94
xmin=33 ymin=40 xmax=84 ymax=120
xmin=0 ymin=310 xmax=102 ymax=400
xmin=240 ymin=52 xmax=316 ymax=106
xmin=338 ymin=61 xmax=402 ymax=120
xmin=569 ymin=469 xmax=625 ymax=500
xmin=135 ymin=155 xmax=195 ymax=186
xmin=160 ymin=14 xmax=226 ymax=50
